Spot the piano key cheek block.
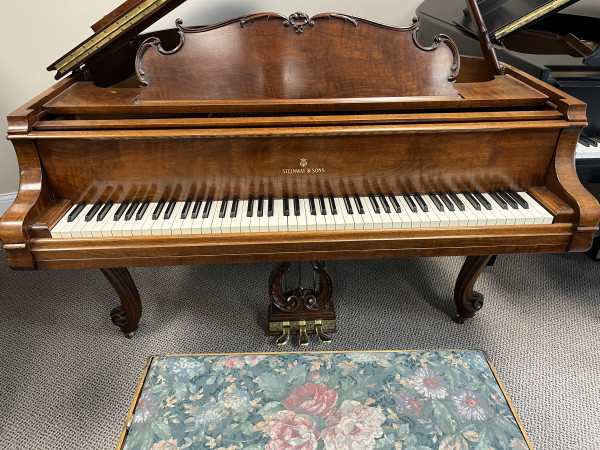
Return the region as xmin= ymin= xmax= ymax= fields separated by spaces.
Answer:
xmin=2 ymin=1 xmax=599 ymax=344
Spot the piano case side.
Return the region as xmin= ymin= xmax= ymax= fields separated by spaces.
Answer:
xmin=0 ymin=77 xmax=78 ymax=269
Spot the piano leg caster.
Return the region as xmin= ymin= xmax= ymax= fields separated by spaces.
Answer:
xmin=101 ymin=268 xmax=142 ymax=336
xmin=453 ymin=315 xmax=467 ymax=324
xmin=276 ymin=322 xmax=291 ymax=346
xmin=122 ymin=330 xmax=136 ymax=339
xmin=453 ymin=255 xmax=492 ymax=322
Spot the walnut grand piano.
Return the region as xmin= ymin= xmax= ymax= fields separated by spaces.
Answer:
xmin=1 ymin=0 xmax=599 ymax=344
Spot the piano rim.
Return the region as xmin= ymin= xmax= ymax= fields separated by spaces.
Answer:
xmin=28 ymin=222 xmax=575 ymax=270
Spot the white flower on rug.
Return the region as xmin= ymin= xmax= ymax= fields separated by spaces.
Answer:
xmin=218 ymin=388 xmax=250 ymax=415
xmin=408 ymin=367 xmax=450 ymax=399
xmin=160 ymin=356 xmax=206 ymax=379
xmin=345 ymin=352 xmax=392 ymax=363
xmin=321 ymin=400 xmax=385 ymax=449
xmin=266 ymin=410 xmax=319 ymax=450
xmin=452 ymin=389 xmax=489 ymax=421
xmin=131 ymin=391 xmax=158 ymax=424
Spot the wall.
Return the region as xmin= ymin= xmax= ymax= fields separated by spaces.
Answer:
xmin=0 ymin=0 xmax=597 ymax=212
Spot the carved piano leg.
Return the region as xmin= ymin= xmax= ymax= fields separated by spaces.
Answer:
xmin=454 ymin=255 xmax=493 ymax=323
xmin=268 ymin=261 xmax=335 ymax=346
xmin=100 ymin=268 xmax=142 ymax=337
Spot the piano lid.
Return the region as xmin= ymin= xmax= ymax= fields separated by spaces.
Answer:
xmin=47 ymin=0 xmax=186 ymax=79
xmin=454 ymin=0 xmax=580 ymax=42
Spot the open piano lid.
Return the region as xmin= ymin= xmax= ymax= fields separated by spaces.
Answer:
xmin=47 ymin=0 xmax=187 ymax=79
xmin=454 ymin=0 xmax=579 ymax=42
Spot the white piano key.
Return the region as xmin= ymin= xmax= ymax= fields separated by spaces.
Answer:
xmin=268 ymin=198 xmax=279 ymax=232
xmin=50 ymin=204 xmax=77 ymax=238
xmin=158 ymin=202 xmax=184 ymax=235
xmin=519 ymin=192 xmax=554 ymax=224
xmin=230 ymin=200 xmax=245 ymax=233
xmin=358 ymin=196 xmax=376 ymax=229
xmin=296 ymin=198 xmax=308 ymax=231
xmin=202 ymin=200 xmax=220 ymax=234
xmin=304 ymin=198 xmax=318 ymax=231
xmin=423 ymin=195 xmax=445 ymax=227
xmin=240 ymin=200 xmax=252 ymax=232
xmin=329 ymin=197 xmax=346 ymax=230
xmin=220 ymin=201 xmax=233 ymax=234
xmin=315 ymin=199 xmax=328 ymax=231
xmin=456 ymin=194 xmax=479 ymax=226
xmin=276 ymin=199 xmax=288 ymax=232
xmin=131 ymin=202 xmax=156 ymax=236
xmin=258 ymin=199 xmax=270 ymax=232
xmin=90 ymin=203 xmax=115 ymax=237
xmin=69 ymin=204 xmax=96 ymax=238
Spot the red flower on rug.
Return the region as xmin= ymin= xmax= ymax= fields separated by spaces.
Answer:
xmin=283 ymin=382 xmax=338 ymax=417
xmin=266 ymin=410 xmax=319 ymax=450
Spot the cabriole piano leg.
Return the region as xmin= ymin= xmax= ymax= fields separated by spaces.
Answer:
xmin=454 ymin=255 xmax=493 ymax=323
xmin=268 ymin=261 xmax=335 ymax=346
xmin=100 ymin=268 xmax=142 ymax=337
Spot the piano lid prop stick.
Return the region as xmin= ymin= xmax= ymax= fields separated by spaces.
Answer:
xmin=465 ymin=0 xmax=503 ymax=76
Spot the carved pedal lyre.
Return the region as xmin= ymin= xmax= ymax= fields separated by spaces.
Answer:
xmin=268 ymin=261 xmax=335 ymax=346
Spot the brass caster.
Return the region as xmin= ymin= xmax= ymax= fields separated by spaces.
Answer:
xmin=453 ymin=315 xmax=467 ymax=324
xmin=314 ymin=320 xmax=332 ymax=343
xmin=122 ymin=331 xmax=136 ymax=338
xmin=276 ymin=322 xmax=290 ymax=346
xmin=298 ymin=321 xmax=309 ymax=347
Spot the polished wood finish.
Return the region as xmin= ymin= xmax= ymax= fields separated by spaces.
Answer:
xmin=454 ymin=255 xmax=493 ymax=323
xmin=464 ymin=0 xmax=503 ymax=76
xmin=268 ymin=261 xmax=335 ymax=334
xmin=100 ymin=268 xmax=142 ymax=336
xmin=2 ymin=7 xmax=600 ymax=334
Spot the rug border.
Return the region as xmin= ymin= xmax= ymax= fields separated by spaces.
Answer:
xmin=117 ymin=349 xmax=532 ymax=449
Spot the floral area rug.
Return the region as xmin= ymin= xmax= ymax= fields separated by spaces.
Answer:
xmin=118 ymin=350 xmax=531 ymax=449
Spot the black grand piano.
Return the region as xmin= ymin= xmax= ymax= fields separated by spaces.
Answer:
xmin=416 ymin=0 xmax=600 ymax=183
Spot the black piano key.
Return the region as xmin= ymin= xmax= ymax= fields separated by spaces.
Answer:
xmin=219 ymin=198 xmax=228 ymax=219
xmin=68 ymin=201 xmax=86 ymax=222
xmin=152 ymin=199 xmax=165 ymax=220
xmin=85 ymin=201 xmax=102 ymax=222
xmin=353 ymin=194 xmax=364 ymax=214
xmin=114 ymin=201 xmax=129 ymax=221
xmin=283 ymin=197 xmax=290 ymax=216
xmin=343 ymin=195 xmax=354 ymax=214
xmin=163 ymin=199 xmax=176 ymax=220
xmin=202 ymin=198 xmax=213 ymax=219
xmin=257 ymin=197 xmax=264 ymax=218
xmin=124 ymin=201 xmax=140 ymax=221
xmin=246 ymin=196 xmax=254 ymax=217
xmin=309 ymin=195 xmax=317 ymax=215
xmin=388 ymin=194 xmax=401 ymax=213
xmin=181 ymin=199 xmax=192 ymax=219
xmin=508 ymin=190 xmax=529 ymax=209
xmin=378 ymin=194 xmax=391 ymax=213
xmin=230 ymin=197 xmax=239 ymax=218
xmin=328 ymin=195 xmax=338 ymax=215
xmin=463 ymin=192 xmax=481 ymax=211
xmin=413 ymin=193 xmax=428 ymax=212
xmin=97 ymin=201 xmax=114 ymax=221
xmin=293 ymin=195 xmax=300 ymax=216
xmin=403 ymin=194 xmax=417 ymax=213
xmin=191 ymin=198 xmax=203 ymax=219
xmin=429 ymin=193 xmax=444 ymax=212
xmin=498 ymin=190 xmax=518 ymax=209
xmin=489 ymin=190 xmax=507 ymax=209
xmin=136 ymin=200 xmax=150 ymax=220
xmin=318 ymin=195 xmax=326 ymax=215
xmin=473 ymin=191 xmax=492 ymax=210
xmin=268 ymin=197 xmax=274 ymax=217
xmin=369 ymin=194 xmax=381 ymax=214
xmin=448 ymin=192 xmax=465 ymax=211
xmin=580 ymin=134 xmax=595 ymax=146
xmin=438 ymin=192 xmax=454 ymax=211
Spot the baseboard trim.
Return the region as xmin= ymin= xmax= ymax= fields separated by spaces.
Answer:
xmin=0 ymin=192 xmax=17 ymax=220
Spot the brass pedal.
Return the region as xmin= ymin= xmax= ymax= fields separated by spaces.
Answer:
xmin=314 ymin=320 xmax=331 ymax=343
xmin=276 ymin=321 xmax=290 ymax=346
xmin=298 ymin=320 xmax=309 ymax=346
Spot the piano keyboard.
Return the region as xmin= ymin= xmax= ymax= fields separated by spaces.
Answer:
xmin=50 ymin=191 xmax=554 ymax=238
xmin=575 ymin=136 xmax=600 ymax=159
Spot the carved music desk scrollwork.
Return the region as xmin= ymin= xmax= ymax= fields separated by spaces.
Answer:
xmin=2 ymin=0 xmax=599 ymax=345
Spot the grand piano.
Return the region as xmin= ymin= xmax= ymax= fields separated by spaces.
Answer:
xmin=416 ymin=0 xmax=600 ymax=182
xmin=1 ymin=0 xmax=599 ymax=345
